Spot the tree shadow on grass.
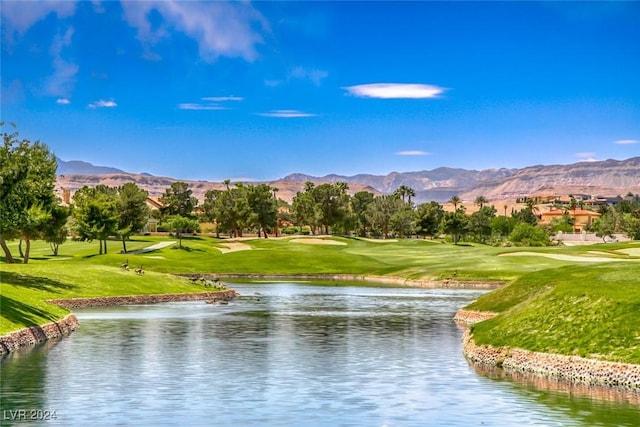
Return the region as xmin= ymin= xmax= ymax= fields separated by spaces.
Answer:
xmin=172 ymin=246 xmax=205 ymax=252
xmin=0 ymin=271 xmax=76 ymax=294
xmin=0 ymin=295 xmax=62 ymax=328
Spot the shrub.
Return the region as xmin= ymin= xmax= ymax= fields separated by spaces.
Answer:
xmin=508 ymin=222 xmax=551 ymax=246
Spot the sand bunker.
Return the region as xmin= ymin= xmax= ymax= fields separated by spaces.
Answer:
xmin=616 ymin=248 xmax=640 ymax=257
xmin=499 ymin=252 xmax=634 ymax=263
xmin=216 ymin=242 xmax=253 ymax=254
xmin=290 ymin=238 xmax=347 ymax=246
xmin=357 ymin=238 xmax=399 ymax=243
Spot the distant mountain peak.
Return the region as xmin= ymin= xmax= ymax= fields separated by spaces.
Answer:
xmin=56 ymin=157 xmax=127 ymax=175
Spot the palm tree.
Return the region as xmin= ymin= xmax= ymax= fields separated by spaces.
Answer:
xmin=449 ymin=195 xmax=461 ymax=211
xmin=474 ymin=196 xmax=488 ymax=209
xmin=394 ymin=185 xmax=415 ymax=204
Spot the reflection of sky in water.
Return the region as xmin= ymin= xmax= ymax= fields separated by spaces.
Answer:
xmin=2 ymin=283 xmax=638 ymax=426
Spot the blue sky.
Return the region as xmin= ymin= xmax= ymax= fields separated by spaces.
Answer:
xmin=2 ymin=1 xmax=639 ymax=181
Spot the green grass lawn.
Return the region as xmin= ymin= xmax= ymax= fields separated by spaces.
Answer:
xmin=2 ymin=235 xmax=640 ymax=364
xmin=466 ymin=262 xmax=640 ymax=364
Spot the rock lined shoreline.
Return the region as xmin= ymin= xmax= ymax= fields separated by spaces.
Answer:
xmin=0 ymin=290 xmax=238 ymax=355
xmin=0 ymin=314 xmax=79 ymax=355
xmin=186 ymin=273 xmax=502 ymax=289
xmin=48 ymin=290 xmax=239 ymax=309
xmin=455 ymin=309 xmax=640 ymax=391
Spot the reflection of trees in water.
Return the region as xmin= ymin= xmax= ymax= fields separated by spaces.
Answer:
xmin=1 ymin=339 xmax=57 ymax=414
xmin=471 ymin=364 xmax=640 ymax=426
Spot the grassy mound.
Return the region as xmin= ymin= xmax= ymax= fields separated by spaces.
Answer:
xmin=467 ymin=263 xmax=640 ymax=364
xmin=0 ymin=263 xmax=212 ymax=334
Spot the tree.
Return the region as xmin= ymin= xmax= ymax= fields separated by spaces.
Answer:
xmin=216 ymin=182 xmax=252 ymax=237
xmin=117 ymin=183 xmax=150 ymax=253
xmin=509 ymin=222 xmax=551 ymax=246
xmin=292 ymin=188 xmax=321 ymax=235
xmin=159 ymin=181 xmax=198 ymax=218
xmin=474 ymin=196 xmax=488 ymax=209
xmin=41 ymin=205 xmax=70 ymax=256
xmin=469 ymin=205 xmax=496 ymax=243
xmin=366 ymin=195 xmax=403 ymax=238
xmin=164 ymin=215 xmax=200 ymax=248
xmin=415 ymin=201 xmax=443 ymax=239
xmin=394 ymin=185 xmax=416 ymax=205
xmin=391 ymin=204 xmax=415 ymax=238
xmin=620 ymin=213 xmax=640 ymax=240
xmin=72 ymin=185 xmax=119 ymax=254
xmin=351 ymin=191 xmax=375 ymax=236
xmin=0 ymin=125 xmax=57 ymax=263
xmin=312 ymin=183 xmax=350 ymax=234
xmin=449 ymin=195 xmax=461 ymax=211
xmin=441 ymin=209 xmax=469 ymax=244
xmin=592 ymin=214 xmax=616 ymax=243
xmin=490 ymin=215 xmax=516 ymax=239
xmin=203 ymin=189 xmax=223 ymax=237
xmin=247 ymin=184 xmax=278 ymax=238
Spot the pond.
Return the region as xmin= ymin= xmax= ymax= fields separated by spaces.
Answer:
xmin=2 ymin=282 xmax=639 ymax=426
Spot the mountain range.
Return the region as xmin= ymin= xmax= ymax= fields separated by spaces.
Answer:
xmin=55 ymin=157 xmax=640 ymax=204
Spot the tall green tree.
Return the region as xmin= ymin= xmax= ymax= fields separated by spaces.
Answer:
xmin=469 ymin=205 xmax=497 ymax=243
xmin=117 ymin=183 xmax=150 ymax=253
xmin=351 ymin=191 xmax=375 ymax=236
xmin=474 ymin=196 xmax=488 ymax=209
xmin=415 ymin=201 xmax=444 ymax=239
xmin=0 ymin=125 xmax=57 ymax=263
xmin=72 ymin=185 xmax=119 ymax=254
xmin=247 ymin=184 xmax=278 ymax=238
xmin=441 ymin=209 xmax=469 ymax=244
xmin=391 ymin=204 xmax=415 ymax=238
xmin=159 ymin=181 xmax=198 ymax=218
xmin=292 ymin=186 xmax=321 ymax=235
xmin=312 ymin=182 xmax=350 ymax=234
xmin=394 ymin=185 xmax=416 ymax=204
xmin=449 ymin=195 xmax=461 ymax=211
xmin=366 ymin=195 xmax=403 ymax=238
xmin=216 ymin=182 xmax=251 ymax=237
xmin=41 ymin=204 xmax=70 ymax=256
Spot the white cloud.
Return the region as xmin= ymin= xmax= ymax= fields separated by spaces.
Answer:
xmin=575 ymin=152 xmax=597 ymax=162
xmin=178 ymin=103 xmax=226 ymax=111
xmin=202 ymin=96 xmax=243 ymax=102
xmin=121 ymin=1 xmax=268 ymax=62
xmin=88 ymin=99 xmax=117 ymax=108
xmin=43 ymin=27 xmax=78 ymax=97
xmin=344 ymin=83 xmax=446 ymax=99
xmin=289 ymin=66 xmax=328 ymax=86
xmin=56 ymin=98 xmax=70 ymax=105
xmin=614 ymin=139 xmax=639 ymax=145
xmin=395 ymin=150 xmax=431 ymax=156
xmin=258 ymin=110 xmax=315 ymax=118
xmin=0 ymin=0 xmax=76 ymax=33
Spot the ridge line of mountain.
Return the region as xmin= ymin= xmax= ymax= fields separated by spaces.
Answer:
xmin=56 ymin=156 xmax=640 ymax=203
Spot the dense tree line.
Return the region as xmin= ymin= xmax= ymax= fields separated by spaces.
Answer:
xmin=3 ymin=125 xmax=638 ymax=262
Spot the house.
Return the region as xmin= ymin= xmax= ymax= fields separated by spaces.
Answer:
xmin=143 ymin=196 xmax=163 ymax=233
xmin=540 ymin=208 xmax=602 ymax=233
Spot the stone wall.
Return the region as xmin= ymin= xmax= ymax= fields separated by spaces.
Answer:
xmin=48 ymin=290 xmax=239 ymax=309
xmin=185 ymin=273 xmax=502 ymax=289
xmin=0 ymin=314 xmax=79 ymax=355
xmin=456 ymin=308 xmax=640 ymax=390
xmin=1 ymin=290 xmax=238 ymax=355
xmin=453 ymin=308 xmax=499 ymax=324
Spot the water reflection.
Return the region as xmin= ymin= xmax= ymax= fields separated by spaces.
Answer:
xmin=1 ymin=282 xmax=639 ymax=426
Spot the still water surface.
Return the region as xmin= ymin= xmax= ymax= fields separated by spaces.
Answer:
xmin=2 ymin=283 xmax=640 ymax=426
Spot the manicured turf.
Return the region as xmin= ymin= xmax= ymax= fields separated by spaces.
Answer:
xmin=467 ymin=262 xmax=640 ymax=364
xmin=2 ymin=235 xmax=640 ymax=364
